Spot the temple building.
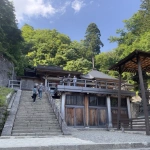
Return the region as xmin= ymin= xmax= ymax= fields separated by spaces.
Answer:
xmin=20 ymin=65 xmax=135 ymax=128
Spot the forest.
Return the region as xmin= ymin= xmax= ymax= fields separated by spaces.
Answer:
xmin=0 ymin=0 xmax=150 ymax=83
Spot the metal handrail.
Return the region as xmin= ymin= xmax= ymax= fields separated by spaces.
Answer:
xmin=9 ymin=80 xmax=22 ymax=89
xmin=53 ymin=78 xmax=133 ymax=91
xmin=46 ymin=90 xmax=70 ymax=135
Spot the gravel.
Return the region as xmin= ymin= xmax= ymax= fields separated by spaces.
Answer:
xmin=69 ymin=128 xmax=150 ymax=143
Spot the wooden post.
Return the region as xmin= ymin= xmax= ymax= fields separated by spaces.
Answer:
xmin=85 ymin=95 xmax=89 ymax=126
xmin=117 ymin=66 xmax=122 ymax=129
xmin=44 ymin=75 xmax=48 ymax=91
xmin=137 ymin=56 xmax=150 ymax=135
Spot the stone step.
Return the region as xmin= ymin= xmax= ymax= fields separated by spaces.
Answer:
xmin=13 ymin=125 xmax=59 ymax=129
xmin=11 ymin=91 xmax=62 ymax=136
xmin=17 ymin=109 xmax=53 ymax=112
xmin=16 ymin=112 xmax=54 ymax=114
xmin=15 ymin=118 xmax=56 ymax=122
xmin=14 ymin=120 xmax=58 ymax=125
xmin=12 ymin=132 xmax=62 ymax=136
xmin=12 ymin=129 xmax=62 ymax=133
xmin=18 ymin=107 xmax=51 ymax=109
xmin=13 ymin=125 xmax=60 ymax=130
xmin=15 ymin=115 xmax=56 ymax=118
xmin=15 ymin=115 xmax=55 ymax=118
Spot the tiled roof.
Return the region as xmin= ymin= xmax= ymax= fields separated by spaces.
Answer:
xmin=81 ymin=69 xmax=118 ymax=80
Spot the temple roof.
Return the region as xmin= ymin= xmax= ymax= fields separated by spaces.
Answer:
xmin=109 ymin=50 xmax=150 ymax=73
xmin=36 ymin=65 xmax=81 ymax=77
xmin=81 ymin=69 xmax=118 ymax=81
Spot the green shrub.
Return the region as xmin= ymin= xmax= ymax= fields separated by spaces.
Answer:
xmin=0 ymin=87 xmax=13 ymax=106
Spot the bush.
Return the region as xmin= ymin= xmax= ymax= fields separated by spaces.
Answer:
xmin=0 ymin=87 xmax=13 ymax=106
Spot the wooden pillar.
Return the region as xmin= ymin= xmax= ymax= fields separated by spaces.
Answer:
xmin=85 ymin=95 xmax=89 ymax=126
xmin=127 ymin=97 xmax=131 ymax=119
xmin=44 ymin=76 xmax=48 ymax=91
xmin=137 ymin=56 xmax=150 ymax=135
xmin=117 ymin=67 xmax=122 ymax=129
xmin=107 ymin=95 xmax=112 ymax=127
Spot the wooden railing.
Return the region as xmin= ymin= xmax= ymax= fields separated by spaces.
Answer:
xmin=46 ymin=90 xmax=70 ymax=135
xmin=48 ymin=78 xmax=133 ymax=91
xmin=8 ymin=80 xmax=22 ymax=89
xmin=119 ymin=117 xmax=150 ymax=131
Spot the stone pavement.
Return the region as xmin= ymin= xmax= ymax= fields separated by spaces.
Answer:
xmin=1 ymin=129 xmax=150 ymax=150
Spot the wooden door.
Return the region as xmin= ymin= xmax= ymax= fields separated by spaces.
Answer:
xmin=89 ymin=108 xmax=98 ymax=126
xmin=111 ymin=108 xmax=128 ymax=127
xmin=75 ymin=108 xmax=84 ymax=126
xmin=98 ymin=108 xmax=107 ymax=126
xmin=65 ymin=108 xmax=74 ymax=126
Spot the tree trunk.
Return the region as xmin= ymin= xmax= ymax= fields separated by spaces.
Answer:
xmin=92 ymin=56 xmax=95 ymax=69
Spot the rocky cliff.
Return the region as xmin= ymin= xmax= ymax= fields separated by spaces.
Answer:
xmin=0 ymin=54 xmax=15 ymax=87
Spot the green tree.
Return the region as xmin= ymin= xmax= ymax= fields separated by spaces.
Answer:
xmin=0 ymin=0 xmax=24 ymax=75
xmin=84 ymin=23 xmax=104 ymax=68
xmin=64 ymin=58 xmax=92 ymax=74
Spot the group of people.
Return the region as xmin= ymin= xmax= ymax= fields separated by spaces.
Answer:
xmin=61 ymin=74 xmax=77 ymax=86
xmin=32 ymin=83 xmax=44 ymax=102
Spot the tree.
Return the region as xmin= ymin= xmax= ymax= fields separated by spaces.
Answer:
xmin=84 ymin=23 xmax=104 ymax=68
xmin=64 ymin=58 xmax=92 ymax=74
xmin=0 ymin=0 xmax=24 ymax=75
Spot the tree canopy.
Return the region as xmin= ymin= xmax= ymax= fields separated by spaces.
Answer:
xmin=0 ymin=0 xmax=25 ymax=75
xmin=84 ymin=23 xmax=104 ymax=68
xmin=1 ymin=0 xmax=150 ymax=81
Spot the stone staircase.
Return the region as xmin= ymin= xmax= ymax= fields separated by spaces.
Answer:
xmin=11 ymin=91 xmax=62 ymax=136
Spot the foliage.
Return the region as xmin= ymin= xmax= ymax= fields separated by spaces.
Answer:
xmin=64 ymin=58 xmax=92 ymax=74
xmin=2 ymin=0 xmax=150 ymax=83
xmin=0 ymin=87 xmax=13 ymax=106
xmin=104 ymin=0 xmax=150 ymax=86
xmin=0 ymin=0 xmax=25 ymax=75
xmin=84 ymin=23 xmax=104 ymax=67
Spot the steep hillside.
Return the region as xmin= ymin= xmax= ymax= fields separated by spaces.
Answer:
xmin=0 ymin=54 xmax=15 ymax=87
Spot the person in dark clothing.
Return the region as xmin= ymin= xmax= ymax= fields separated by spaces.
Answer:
xmin=32 ymin=85 xmax=38 ymax=102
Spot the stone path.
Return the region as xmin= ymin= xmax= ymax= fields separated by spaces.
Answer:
xmin=11 ymin=91 xmax=62 ymax=136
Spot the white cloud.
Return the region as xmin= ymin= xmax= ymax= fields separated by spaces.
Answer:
xmin=11 ymin=0 xmax=56 ymax=22
xmin=90 ymin=1 xmax=94 ymax=4
xmin=11 ymin=0 xmax=87 ymax=22
xmin=59 ymin=1 xmax=71 ymax=15
xmin=71 ymin=0 xmax=85 ymax=13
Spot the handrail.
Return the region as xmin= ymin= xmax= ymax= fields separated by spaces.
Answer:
xmin=9 ymin=80 xmax=22 ymax=89
xmin=48 ymin=78 xmax=133 ymax=91
xmin=46 ymin=90 xmax=70 ymax=135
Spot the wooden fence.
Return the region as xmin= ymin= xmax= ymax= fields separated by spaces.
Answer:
xmin=119 ymin=117 xmax=150 ymax=131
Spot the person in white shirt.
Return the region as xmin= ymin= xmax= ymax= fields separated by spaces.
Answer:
xmin=38 ymin=83 xmax=44 ymax=99
xmin=73 ymin=76 xmax=77 ymax=86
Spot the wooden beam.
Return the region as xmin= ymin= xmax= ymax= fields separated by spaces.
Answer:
xmin=137 ymin=56 xmax=150 ymax=135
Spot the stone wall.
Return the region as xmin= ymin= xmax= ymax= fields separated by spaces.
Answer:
xmin=21 ymin=77 xmax=44 ymax=90
xmin=0 ymin=91 xmax=14 ymax=134
xmin=130 ymin=102 xmax=140 ymax=118
xmin=0 ymin=55 xmax=15 ymax=87
xmin=55 ymin=99 xmax=61 ymax=111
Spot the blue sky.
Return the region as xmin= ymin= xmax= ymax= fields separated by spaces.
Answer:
xmin=12 ymin=0 xmax=141 ymax=52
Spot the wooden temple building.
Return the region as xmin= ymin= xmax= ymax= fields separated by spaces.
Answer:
xmin=20 ymin=65 xmax=135 ymax=128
